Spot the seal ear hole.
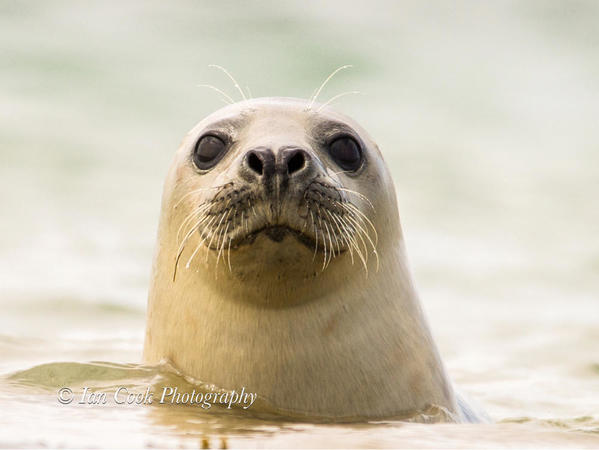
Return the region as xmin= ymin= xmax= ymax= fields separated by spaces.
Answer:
xmin=248 ymin=152 xmax=263 ymax=175
xmin=287 ymin=152 xmax=305 ymax=175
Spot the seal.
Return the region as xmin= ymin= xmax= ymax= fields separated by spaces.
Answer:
xmin=143 ymin=97 xmax=471 ymax=421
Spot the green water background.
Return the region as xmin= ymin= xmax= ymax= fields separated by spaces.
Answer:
xmin=1 ymin=1 xmax=598 ymax=447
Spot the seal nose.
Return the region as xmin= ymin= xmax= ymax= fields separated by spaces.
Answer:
xmin=244 ymin=147 xmax=275 ymax=178
xmin=243 ymin=147 xmax=311 ymax=182
xmin=280 ymin=148 xmax=309 ymax=177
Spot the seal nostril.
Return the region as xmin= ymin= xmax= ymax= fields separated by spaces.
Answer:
xmin=248 ymin=152 xmax=263 ymax=175
xmin=287 ymin=152 xmax=305 ymax=175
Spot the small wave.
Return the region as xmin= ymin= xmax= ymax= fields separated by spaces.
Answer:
xmin=4 ymin=360 xmax=461 ymax=424
xmin=500 ymin=415 xmax=599 ymax=435
xmin=6 ymin=360 xmax=159 ymax=391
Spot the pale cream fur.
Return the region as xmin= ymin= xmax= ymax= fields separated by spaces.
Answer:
xmin=143 ymin=98 xmax=458 ymax=419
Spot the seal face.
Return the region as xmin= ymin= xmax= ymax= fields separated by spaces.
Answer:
xmin=144 ymin=97 xmax=463 ymax=420
xmin=171 ymin=99 xmax=378 ymax=283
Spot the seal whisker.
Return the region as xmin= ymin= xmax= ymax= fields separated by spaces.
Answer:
xmin=173 ymin=184 xmax=229 ymax=210
xmin=187 ymin=214 xmax=226 ymax=270
xmin=177 ymin=209 xmax=203 ymax=244
xmin=206 ymin=210 xmax=228 ymax=263
xmin=179 ymin=209 xmax=216 ymax=247
xmin=315 ymin=207 xmax=328 ymax=267
xmin=316 ymin=91 xmax=361 ymax=112
xmin=309 ymin=210 xmax=318 ymax=261
xmin=345 ymin=226 xmax=368 ymax=274
xmin=202 ymin=214 xmax=219 ymax=262
xmin=226 ymin=237 xmax=232 ymax=272
xmin=322 ymin=218 xmax=334 ymax=260
xmin=189 ymin=221 xmax=218 ymax=270
xmin=335 ymin=187 xmax=375 ymax=211
xmin=321 ymin=225 xmax=328 ymax=271
xmin=355 ymin=225 xmax=370 ymax=266
xmin=329 ymin=211 xmax=355 ymax=265
xmin=333 ymin=235 xmax=341 ymax=259
xmin=210 ymin=224 xmax=227 ymax=279
xmin=216 ymin=219 xmax=231 ymax=268
xmin=185 ymin=236 xmax=205 ymax=270
xmin=345 ymin=209 xmax=379 ymax=272
xmin=341 ymin=207 xmax=377 ymax=254
xmin=324 ymin=210 xmax=342 ymax=256
xmin=342 ymin=207 xmax=376 ymax=260
xmin=182 ymin=214 xmax=216 ymax=262
xmin=177 ymin=204 xmax=212 ymax=244
xmin=326 ymin=220 xmax=336 ymax=260
xmin=214 ymin=223 xmax=225 ymax=268
xmin=341 ymin=202 xmax=379 ymax=245
xmin=317 ymin=214 xmax=328 ymax=271
xmin=208 ymin=64 xmax=247 ymax=102
xmin=343 ymin=210 xmax=370 ymax=266
xmin=173 ymin=214 xmax=211 ymax=281
xmin=217 ymin=209 xmax=233 ymax=251
xmin=214 ymin=227 xmax=224 ymax=268
xmin=196 ymin=84 xmax=234 ymax=105
xmin=338 ymin=225 xmax=356 ymax=265
xmin=323 ymin=220 xmax=335 ymax=268
xmin=308 ymin=65 xmax=353 ymax=110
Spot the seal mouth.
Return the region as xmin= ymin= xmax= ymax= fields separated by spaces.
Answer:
xmin=225 ymin=224 xmax=318 ymax=249
xmin=172 ymin=179 xmax=379 ymax=280
xmin=260 ymin=225 xmax=293 ymax=242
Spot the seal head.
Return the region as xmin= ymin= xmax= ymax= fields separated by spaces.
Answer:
xmin=144 ymin=97 xmax=460 ymax=420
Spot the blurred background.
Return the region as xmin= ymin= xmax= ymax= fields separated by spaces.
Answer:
xmin=1 ymin=0 xmax=598 ymax=447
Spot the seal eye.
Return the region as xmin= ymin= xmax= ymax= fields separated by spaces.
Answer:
xmin=328 ymin=136 xmax=362 ymax=172
xmin=193 ymin=135 xmax=227 ymax=170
